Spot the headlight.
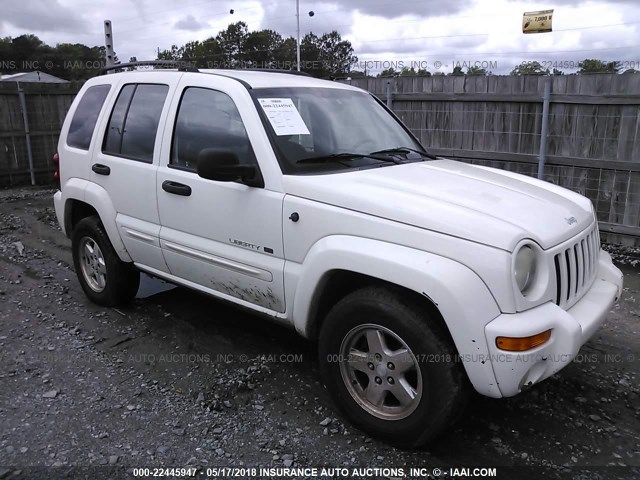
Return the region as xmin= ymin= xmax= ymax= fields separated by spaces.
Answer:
xmin=514 ymin=245 xmax=537 ymax=294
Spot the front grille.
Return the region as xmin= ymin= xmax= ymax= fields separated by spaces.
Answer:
xmin=553 ymin=225 xmax=599 ymax=309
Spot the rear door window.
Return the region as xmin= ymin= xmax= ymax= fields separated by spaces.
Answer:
xmin=67 ymin=84 xmax=111 ymax=150
xmin=103 ymin=83 xmax=169 ymax=163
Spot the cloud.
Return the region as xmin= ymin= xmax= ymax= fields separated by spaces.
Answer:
xmin=174 ymin=14 xmax=206 ymax=31
xmin=514 ymin=0 xmax=638 ymax=5
xmin=344 ymin=0 xmax=469 ymax=18
xmin=0 ymin=0 xmax=638 ymax=75
xmin=1 ymin=0 xmax=87 ymax=33
xmin=347 ymin=0 xmax=640 ymax=74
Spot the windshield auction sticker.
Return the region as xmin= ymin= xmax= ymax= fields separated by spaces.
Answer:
xmin=258 ymin=98 xmax=311 ymax=136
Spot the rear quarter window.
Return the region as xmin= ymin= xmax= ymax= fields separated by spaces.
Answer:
xmin=67 ymin=84 xmax=111 ymax=150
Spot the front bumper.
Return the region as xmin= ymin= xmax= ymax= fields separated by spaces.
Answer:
xmin=485 ymin=250 xmax=623 ymax=397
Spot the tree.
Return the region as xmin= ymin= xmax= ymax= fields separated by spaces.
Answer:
xmin=244 ymin=29 xmax=291 ymax=68
xmin=301 ymin=31 xmax=356 ymax=78
xmin=318 ymin=31 xmax=356 ymax=77
xmin=10 ymin=34 xmax=45 ymax=66
xmin=399 ymin=66 xmax=417 ymax=76
xmin=450 ymin=65 xmax=464 ymax=76
xmin=216 ymin=21 xmax=249 ymax=67
xmin=577 ymin=59 xmax=621 ymax=74
xmin=0 ymin=36 xmax=13 ymax=65
xmin=552 ymin=68 xmax=564 ymax=75
xmin=273 ymin=37 xmax=297 ymax=68
xmin=48 ymin=43 xmax=104 ymax=78
xmin=157 ymin=44 xmax=185 ymax=61
xmin=0 ymin=34 xmax=105 ymax=80
xmin=466 ymin=66 xmax=487 ymax=75
xmin=181 ymin=39 xmax=223 ymax=68
xmin=397 ymin=66 xmax=430 ymax=77
xmin=378 ymin=67 xmax=398 ymax=77
xmin=154 ymin=23 xmax=355 ymax=76
xmin=510 ymin=61 xmax=549 ymax=75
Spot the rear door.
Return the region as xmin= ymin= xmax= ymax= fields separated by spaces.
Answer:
xmin=156 ymin=75 xmax=286 ymax=313
xmin=91 ymin=72 xmax=181 ymax=272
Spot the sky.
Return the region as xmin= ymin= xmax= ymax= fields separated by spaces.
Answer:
xmin=1 ymin=0 xmax=639 ymax=74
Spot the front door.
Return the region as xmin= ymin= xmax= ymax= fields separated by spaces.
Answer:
xmin=156 ymin=78 xmax=286 ymax=313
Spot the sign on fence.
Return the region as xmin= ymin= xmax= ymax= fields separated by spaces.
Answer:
xmin=522 ymin=9 xmax=554 ymax=34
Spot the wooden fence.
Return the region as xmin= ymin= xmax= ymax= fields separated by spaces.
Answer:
xmin=1 ymin=74 xmax=639 ymax=242
xmin=0 ymin=82 xmax=81 ymax=186
xmin=342 ymin=74 xmax=640 ymax=242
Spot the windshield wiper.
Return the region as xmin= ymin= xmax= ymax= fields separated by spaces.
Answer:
xmin=296 ymin=152 xmax=400 ymax=164
xmin=370 ymin=147 xmax=437 ymax=159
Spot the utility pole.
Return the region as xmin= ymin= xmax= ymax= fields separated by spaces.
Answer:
xmin=296 ymin=0 xmax=301 ymax=71
xmin=104 ymin=20 xmax=115 ymax=71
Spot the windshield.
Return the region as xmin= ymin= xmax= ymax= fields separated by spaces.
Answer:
xmin=252 ymin=87 xmax=427 ymax=175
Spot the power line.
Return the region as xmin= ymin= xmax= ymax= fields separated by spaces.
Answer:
xmin=131 ymin=20 xmax=640 ymax=50
xmin=84 ymin=2 xmax=640 ymax=63
xmin=555 ymin=21 xmax=640 ymax=32
xmin=108 ymin=0 xmax=640 ymax=38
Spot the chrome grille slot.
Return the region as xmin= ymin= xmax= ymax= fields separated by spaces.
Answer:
xmin=554 ymin=224 xmax=599 ymax=309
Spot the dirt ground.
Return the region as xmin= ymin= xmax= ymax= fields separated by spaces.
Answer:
xmin=0 ymin=187 xmax=638 ymax=480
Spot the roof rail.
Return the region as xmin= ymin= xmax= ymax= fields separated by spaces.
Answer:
xmin=239 ymin=68 xmax=311 ymax=77
xmin=100 ymin=60 xmax=198 ymax=75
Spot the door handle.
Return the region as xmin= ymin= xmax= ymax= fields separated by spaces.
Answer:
xmin=162 ymin=180 xmax=192 ymax=196
xmin=92 ymin=163 xmax=110 ymax=175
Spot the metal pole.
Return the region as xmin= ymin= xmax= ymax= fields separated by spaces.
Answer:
xmin=104 ymin=20 xmax=115 ymax=71
xmin=296 ymin=0 xmax=301 ymax=71
xmin=537 ymin=77 xmax=551 ymax=180
xmin=17 ymin=82 xmax=36 ymax=186
xmin=386 ymin=81 xmax=393 ymax=109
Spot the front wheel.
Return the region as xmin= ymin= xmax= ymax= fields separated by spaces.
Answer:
xmin=319 ymin=286 xmax=468 ymax=448
xmin=72 ymin=216 xmax=140 ymax=307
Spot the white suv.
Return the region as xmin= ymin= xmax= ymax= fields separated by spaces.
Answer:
xmin=53 ymin=66 xmax=623 ymax=447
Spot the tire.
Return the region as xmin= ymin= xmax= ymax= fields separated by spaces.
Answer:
xmin=318 ymin=286 xmax=469 ymax=448
xmin=71 ymin=216 xmax=140 ymax=307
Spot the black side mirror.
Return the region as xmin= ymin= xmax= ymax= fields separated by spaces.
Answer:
xmin=196 ymin=149 xmax=263 ymax=187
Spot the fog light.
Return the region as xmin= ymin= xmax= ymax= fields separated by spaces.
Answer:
xmin=496 ymin=330 xmax=552 ymax=351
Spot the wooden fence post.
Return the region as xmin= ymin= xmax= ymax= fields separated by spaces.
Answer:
xmin=17 ymin=82 xmax=36 ymax=186
xmin=537 ymin=77 xmax=551 ymax=180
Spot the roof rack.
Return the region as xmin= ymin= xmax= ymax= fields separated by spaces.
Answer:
xmin=100 ymin=60 xmax=198 ymax=75
xmin=238 ymin=68 xmax=311 ymax=77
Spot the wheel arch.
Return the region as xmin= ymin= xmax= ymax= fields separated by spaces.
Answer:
xmin=307 ymin=270 xmax=447 ymax=343
xmin=64 ymin=182 xmax=132 ymax=262
xmin=291 ymin=235 xmax=503 ymax=398
xmin=64 ymin=198 xmax=98 ymax=237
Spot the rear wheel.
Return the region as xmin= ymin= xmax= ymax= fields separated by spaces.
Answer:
xmin=319 ymin=286 xmax=468 ymax=448
xmin=72 ymin=216 xmax=139 ymax=306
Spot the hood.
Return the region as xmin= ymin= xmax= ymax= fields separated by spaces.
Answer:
xmin=282 ymin=159 xmax=594 ymax=251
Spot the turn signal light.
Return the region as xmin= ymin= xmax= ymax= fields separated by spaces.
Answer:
xmin=496 ymin=329 xmax=552 ymax=352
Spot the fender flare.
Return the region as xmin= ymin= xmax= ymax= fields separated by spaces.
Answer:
xmin=66 ymin=180 xmax=132 ymax=262
xmin=59 ymin=177 xmax=87 ymax=237
xmin=291 ymin=235 xmax=503 ymax=398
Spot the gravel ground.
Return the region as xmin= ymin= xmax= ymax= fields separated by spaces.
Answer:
xmin=0 ymin=187 xmax=638 ymax=480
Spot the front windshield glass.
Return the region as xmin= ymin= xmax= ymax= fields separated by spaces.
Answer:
xmin=252 ymin=87 xmax=427 ymax=174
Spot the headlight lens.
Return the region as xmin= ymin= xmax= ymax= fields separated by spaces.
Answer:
xmin=515 ymin=245 xmax=537 ymax=293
